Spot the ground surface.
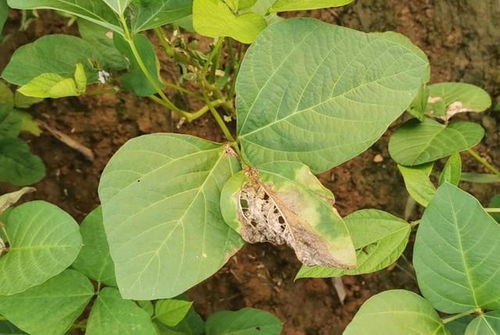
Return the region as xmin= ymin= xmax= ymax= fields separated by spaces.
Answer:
xmin=1 ymin=2 xmax=498 ymax=334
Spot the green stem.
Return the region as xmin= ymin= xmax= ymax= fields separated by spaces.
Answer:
xmin=410 ymin=220 xmax=420 ymax=228
xmin=486 ymin=208 xmax=500 ymax=213
xmin=442 ymin=308 xmax=479 ymax=324
xmin=118 ymin=15 xmax=190 ymax=120
xmin=190 ymin=98 xmax=225 ymax=120
xmin=467 ymin=149 xmax=499 ymax=175
xmin=202 ymin=93 xmax=235 ymax=142
xmin=153 ymin=27 xmax=196 ymax=67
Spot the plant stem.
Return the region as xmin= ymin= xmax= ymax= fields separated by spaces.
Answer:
xmin=190 ymin=99 xmax=225 ymax=120
xmin=118 ymin=15 xmax=191 ymax=120
xmin=486 ymin=208 xmax=500 ymax=213
xmin=202 ymin=93 xmax=235 ymax=142
xmin=466 ymin=149 xmax=499 ymax=175
xmin=442 ymin=308 xmax=479 ymax=324
xmin=410 ymin=220 xmax=420 ymax=228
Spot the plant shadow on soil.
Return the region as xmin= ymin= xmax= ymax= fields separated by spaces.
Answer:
xmin=1 ymin=2 xmax=498 ymax=334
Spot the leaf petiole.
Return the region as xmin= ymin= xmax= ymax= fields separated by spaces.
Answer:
xmin=442 ymin=308 xmax=481 ymax=324
xmin=466 ymin=148 xmax=499 ymax=175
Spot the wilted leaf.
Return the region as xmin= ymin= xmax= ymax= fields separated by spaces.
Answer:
xmin=0 ymin=138 xmax=45 ymax=186
xmin=389 ymin=118 xmax=484 ymax=166
xmin=236 ymin=19 xmax=429 ymax=173
xmin=414 ymin=183 xmax=500 ymax=313
xmin=344 ymin=290 xmax=449 ymax=335
xmin=0 ymin=187 xmax=35 ymax=214
xmin=221 ymin=161 xmax=356 ymax=268
xmin=72 ymin=207 xmax=116 ymax=286
xmin=205 ymin=308 xmax=282 ymax=335
xmin=296 ymin=209 xmax=410 ymax=278
xmin=98 ymin=134 xmax=243 ymax=300
xmin=0 ymin=270 xmax=94 ymax=335
xmin=398 ymin=163 xmax=436 ymax=207
xmin=0 ymin=201 xmax=82 ymax=295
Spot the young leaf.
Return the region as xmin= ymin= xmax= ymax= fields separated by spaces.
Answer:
xmin=155 ymin=299 xmax=193 ymax=327
xmin=220 ymin=161 xmax=356 ymax=268
xmin=86 ymin=288 xmax=157 ymax=335
xmin=114 ymin=34 xmax=165 ymax=96
xmin=344 ymin=290 xmax=449 ymax=335
xmin=0 ymin=187 xmax=35 ymax=214
xmin=460 ymin=173 xmax=500 ymax=184
xmin=193 ymin=0 xmax=267 ymax=44
xmin=427 ymin=82 xmax=492 ymax=121
xmin=414 ymin=183 xmax=500 ymax=313
xmin=236 ymin=19 xmax=429 ymax=173
xmin=2 ymin=35 xmax=100 ymax=86
xmin=0 ymin=270 xmax=94 ymax=335
xmin=398 ymin=163 xmax=436 ymax=207
xmin=98 ymin=134 xmax=243 ymax=300
xmin=205 ymin=308 xmax=282 ymax=335
xmin=18 ymin=68 xmax=86 ymax=99
xmin=131 ymin=0 xmax=193 ymax=33
xmin=0 ymin=138 xmax=45 ymax=186
xmin=270 ymin=0 xmax=352 ymax=12
xmin=465 ymin=311 xmax=500 ymax=335
xmin=7 ymin=0 xmax=123 ymax=34
xmin=296 ymin=209 xmax=410 ymax=279
xmin=0 ymin=201 xmax=82 ymax=295
xmin=155 ymin=307 xmax=205 ymax=335
xmin=389 ymin=118 xmax=484 ymax=166
xmin=72 ymin=207 xmax=117 ymax=287
xmin=439 ymin=153 xmax=462 ymax=186
xmin=103 ymin=0 xmax=131 ymax=14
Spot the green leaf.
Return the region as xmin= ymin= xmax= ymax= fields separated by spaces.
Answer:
xmin=270 ymin=0 xmax=352 ymax=12
xmin=205 ymin=308 xmax=282 ymax=335
xmin=14 ymin=92 xmax=43 ymax=109
xmin=344 ymin=290 xmax=449 ymax=335
xmin=389 ymin=118 xmax=485 ymax=166
xmin=98 ymin=134 xmax=243 ymax=300
xmin=461 ymin=173 xmax=500 ymax=184
xmin=296 ymin=209 xmax=410 ymax=278
xmin=0 ymin=1 xmax=7 ymax=39
xmin=18 ymin=73 xmax=82 ymax=99
xmin=78 ymin=19 xmax=128 ymax=71
xmin=114 ymin=33 xmax=164 ymax=96
xmin=427 ymin=82 xmax=492 ymax=120
xmin=465 ymin=311 xmax=500 ymax=335
xmin=155 ymin=299 xmax=193 ymax=327
xmin=414 ymin=183 xmax=500 ymax=313
xmin=0 ymin=270 xmax=94 ymax=335
xmin=0 ymin=138 xmax=45 ymax=186
xmin=137 ymin=300 xmax=154 ymax=317
xmin=0 ymin=81 xmax=14 ymax=110
xmin=19 ymin=112 xmax=41 ymax=136
xmin=0 ymin=201 xmax=82 ymax=295
xmin=398 ymin=163 xmax=436 ymax=207
xmin=103 ymin=0 xmax=131 ymax=14
xmin=86 ymin=287 xmax=157 ymax=335
xmin=446 ymin=317 xmax=474 ymax=335
xmin=0 ymin=110 xmax=23 ymax=139
xmin=2 ymin=35 xmax=100 ymax=86
xmin=489 ymin=195 xmax=500 ymax=223
xmin=439 ymin=153 xmax=462 ymax=186
xmin=156 ymin=307 xmax=205 ymax=335
xmin=236 ymin=19 xmax=429 ymax=173
xmin=72 ymin=207 xmax=116 ymax=287
xmin=221 ymin=161 xmax=355 ymax=268
xmin=0 ymin=187 xmax=35 ymax=214
xmin=0 ymin=321 xmax=26 ymax=334
xmin=7 ymin=0 xmax=122 ymax=34
xmin=131 ymin=0 xmax=193 ymax=32
xmin=193 ymin=0 xmax=267 ymax=44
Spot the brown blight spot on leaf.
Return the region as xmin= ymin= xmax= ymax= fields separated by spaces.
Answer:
xmin=236 ymin=169 xmax=354 ymax=269
xmin=0 ymin=187 xmax=36 ymax=215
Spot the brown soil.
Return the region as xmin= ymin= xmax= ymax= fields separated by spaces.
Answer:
xmin=1 ymin=3 xmax=498 ymax=334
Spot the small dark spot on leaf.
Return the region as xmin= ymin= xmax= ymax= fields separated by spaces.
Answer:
xmin=256 ymin=326 xmax=261 ymax=331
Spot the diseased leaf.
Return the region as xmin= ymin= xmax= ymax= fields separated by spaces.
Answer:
xmin=72 ymin=207 xmax=116 ymax=287
xmin=0 ymin=270 xmax=94 ymax=335
xmin=427 ymin=82 xmax=492 ymax=120
xmin=0 ymin=138 xmax=45 ymax=186
xmin=296 ymin=209 xmax=410 ymax=278
xmin=344 ymin=290 xmax=449 ymax=335
xmin=389 ymin=118 xmax=484 ymax=166
xmin=270 ymin=0 xmax=352 ymax=12
xmin=439 ymin=153 xmax=461 ymax=186
xmin=465 ymin=311 xmax=500 ymax=335
xmin=155 ymin=299 xmax=193 ymax=327
xmin=0 ymin=187 xmax=35 ymax=214
xmin=206 ymin=308 xmax=282 ymax=335
xmin=193 ymin=0 xmax=267 ymax=44
xmin=98 ymin=134 xmax=243 ymax=300
xmin=7 ymin=0 xmax=122 ymax=34
xmin=114 ymin=33 xmax=165 ymax=96
xmin=2 ymin=35 xmax=100 ymax=86
xmin=86 ymin=288 xmax=156 ymax=335
xmin=461 ymin=173 xmax=500 ymax=184
xmin=398 ymin=163 xmax=436 ymax=207
xmin=414 ymin=183 xmax=500 ymax=313
xmin=236 ymin=19 xmax=429 ymax=173
xmin=221 ymin=161 xmax=356 ymax=268
xmin=131 ymin=0 xmax=193 ymax=32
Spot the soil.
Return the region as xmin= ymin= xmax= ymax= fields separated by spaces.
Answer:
xmin=1 ymin=2 xmax=499 ymax=334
